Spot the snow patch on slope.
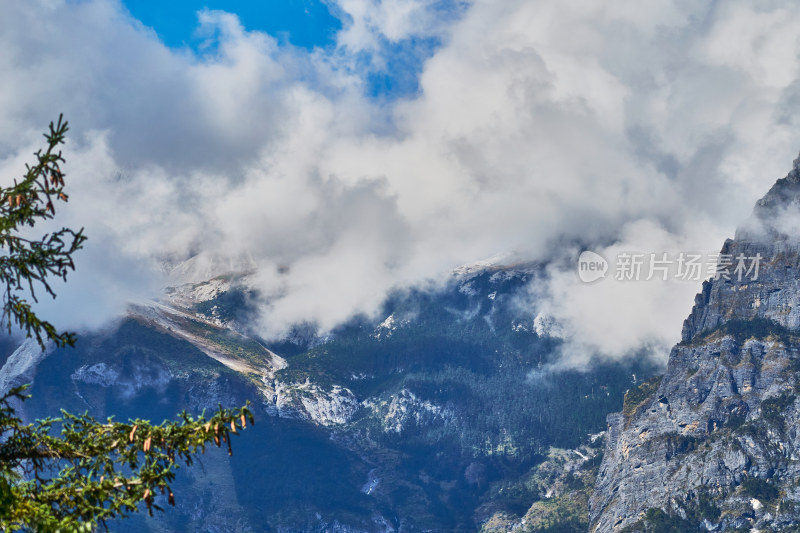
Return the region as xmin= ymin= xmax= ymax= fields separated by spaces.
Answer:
xmin=71 ymin=362 xmax=119 ymax=387
xmin=533 ymin=313 xmax=564 ymax=338
xmin=165 ymin=253 xmax=256 ymax=286
xmin=0 ymin=339 xmax=53 ymax=395
xmin=269 ymin=379 xmax=359 ymax=426
xmin=363 ymin=389 xmax=452 ymax=434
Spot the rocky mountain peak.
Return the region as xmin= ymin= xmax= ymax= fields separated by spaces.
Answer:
xmin=681 ymin=155 xmax=800 ymax=344
xmin=591 ymin=151 xmax=800 ymax=532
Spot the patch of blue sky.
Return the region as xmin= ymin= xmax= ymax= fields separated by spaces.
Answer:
xmin=120 ymin=0 xmax=469 ymax=101
xmin=358 ymin=1 xmax=469 ymax=100
xmin=364 ymin=35 xmax=442 ymax=100
xmin=122 ymin=0 xmax=341 ymax=50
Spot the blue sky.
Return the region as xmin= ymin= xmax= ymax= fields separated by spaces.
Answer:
xmin=120 ymin=0 xmax=443 ymax=99
xmin=122 ymin=0 xmax=342 ymax=49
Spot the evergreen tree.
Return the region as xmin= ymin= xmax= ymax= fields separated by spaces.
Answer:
xmin=0 ymin=116 xmax=252 ymax=531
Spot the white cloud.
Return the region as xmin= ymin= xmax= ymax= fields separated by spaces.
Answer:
xmin=331 ymin=0 xmax=456 ymax=52
xmin=535 ymin=219 xmax=729 ymax=368
xmin=2 ymin=0 xmax=800 ymax=356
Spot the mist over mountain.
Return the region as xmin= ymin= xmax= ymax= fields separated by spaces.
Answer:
xmin=0 ymin=255 xmax=657 ymax=531
xmin=5 ymin=1 xmax=800 ymax=366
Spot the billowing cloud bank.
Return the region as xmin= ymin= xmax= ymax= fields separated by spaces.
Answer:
xmin=3 ymin=0 xmax=800 ymax=363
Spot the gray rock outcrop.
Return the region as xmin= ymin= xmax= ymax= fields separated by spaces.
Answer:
xmin=591 ymin=153 xmax=800 ymax=531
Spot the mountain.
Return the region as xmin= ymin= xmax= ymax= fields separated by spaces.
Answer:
xmin=590 ymin=153 xmax=800 ymax=531
xmin=14 ymin=153 xmax=800 ymax=533
xmin=0 ymin=258 xmax=657 ymax=531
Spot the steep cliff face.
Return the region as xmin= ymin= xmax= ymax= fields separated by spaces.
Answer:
xmin=591 ymin=155 xmax=800 ymax=532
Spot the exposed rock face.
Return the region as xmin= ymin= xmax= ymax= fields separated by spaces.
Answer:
xmin=269 ymin=379 xmax=360 ymax=426
xmin=361 ymin=388 xmax=452 ymax=434
xmin=591 ymin=154 xmax=800 ymax=531
xmin=0 ymin=339 xmax=53 ymax=395
xmin=683 ymin=155 xmax=800 ymax=342
xmin=481 ymin=443 xmax=603 ymax=532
